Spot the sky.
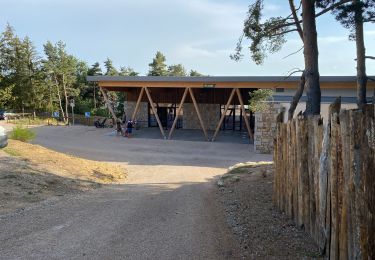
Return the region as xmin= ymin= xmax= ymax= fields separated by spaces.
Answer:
xmin=1 ymin=0 xmax=374 ymax=76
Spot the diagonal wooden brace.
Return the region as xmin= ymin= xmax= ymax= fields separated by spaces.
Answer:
xmin=211 ymin=88 xmax=236 ymax=142
xmin=236 ymin=88 xmax=254 ymax=140
xmin=189 ymin=88 xmax=209 ymax=141
xmin=144 ymin=87 xmax=166 ymax=139
xmin=99 ymin=87 xmax=118 ymax=122
xmin=131 ymin=87 xmax=145 ymax=121
xmin=168 ymin=88 xmax=189 ymax=139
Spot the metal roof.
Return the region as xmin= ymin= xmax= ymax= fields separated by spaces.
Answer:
xmin=86 ymin=75 xmax=364 ymax=83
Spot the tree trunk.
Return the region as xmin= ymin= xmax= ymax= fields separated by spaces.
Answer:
xmin=302 ymin=0 xmax=321 ymax=116
xmin=354 ymin=0 xmax=367 ymax=109
xmin=289 ymin=71 xmax=306 ymax=120
xmin=62 ymin=74 xmax=69 ymax=124
xmin=93 ymin=84 xmax=97 ymax=109
xmin=56 ymin=84 xmax=65 ymax=121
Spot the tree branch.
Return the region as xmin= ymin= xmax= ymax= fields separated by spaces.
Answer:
xmin=269 ymin=0 xmax=352 ymax=32
xmin=270 ymin=28 xmax=298 ymax=37
xmin=288 ymin=71 xmax=306 ymax=120
xmin=289 ymin=0 xmax=304 ymax=40
xmin=354 ymin=56 xmax=375 ymax=60
xmin=283 ymin=46 xmax=304 ymax=59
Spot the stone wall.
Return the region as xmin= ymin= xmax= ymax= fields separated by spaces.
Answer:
xmin=254 ymin=102 xmax=284 ymax=154
xmin=183 ymin=103 xmax=220 ymax=130
xmin=124 ymin=101 xmax=148 ymax=127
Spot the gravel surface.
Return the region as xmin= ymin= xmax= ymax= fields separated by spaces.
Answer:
xmin=217 ymin=163 xmax=321 ymax=259
xmin=0 ymin=125 xmax=268 ymax=259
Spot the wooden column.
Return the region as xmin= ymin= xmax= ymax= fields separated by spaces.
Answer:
xmin=99 ymin=87 xmax=118 ymax=122
xmin=144 ymin=87 xmax=166 ymax=139
xmin=235 ymin=88 xmax=254 ymax=140
xmin=189 ymin=88 xmax=209 ymax=141
xmin=168 ymin=88 xmax=189 ymax=139
xmin=211 ymin=88 xmax=236 ymax=142
xmin=131 ymin=87 xmax=145 ymax=120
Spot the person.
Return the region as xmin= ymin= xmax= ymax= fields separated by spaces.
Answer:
xmin=116 ymin=119 xmax=123 ymax=136
xmin=125 ymin=120 xmax=133 ymax=138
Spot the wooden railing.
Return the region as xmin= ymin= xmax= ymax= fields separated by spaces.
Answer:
xmin=273 ymin=102 xmax=374 ymax=259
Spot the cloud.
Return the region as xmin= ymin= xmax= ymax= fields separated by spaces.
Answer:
xmin=318 ymin=36 xmax=347 ymax=44
xmin=365 ymin=30 xmax=375 ymax=36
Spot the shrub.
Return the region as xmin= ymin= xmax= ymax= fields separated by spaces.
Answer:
xmin=249 ymin=89 xmax=274 ymax=112
xmin=9 ymin=125 xmax=36 ymax=142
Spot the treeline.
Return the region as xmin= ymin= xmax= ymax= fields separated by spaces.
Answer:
xmin=0 ymin=24 xmax=203 ymax=119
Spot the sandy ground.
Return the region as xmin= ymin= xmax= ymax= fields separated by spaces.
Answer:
xmin=0 ymin=125 xmax=317 ymax=259
xmin=1 ymin=125 xmax=262 ymax=259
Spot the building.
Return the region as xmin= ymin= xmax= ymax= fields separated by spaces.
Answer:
xmin=87 ymin=75 xmax=375 ymax=153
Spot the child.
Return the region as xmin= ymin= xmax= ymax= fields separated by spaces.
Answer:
xmin=125 ymin=120 xmax=133 ymax=138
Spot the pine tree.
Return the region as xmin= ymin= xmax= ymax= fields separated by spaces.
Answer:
xmin=168 ymin=64 xmax=187 ymax=76
xmin=148 ymin=51 xmax=168 ymax=76
xmin=104 ymin=58 xmax=118 ymax=76
xmin=330 ymin=0 xmax=375 ymax=108
xmin=232 ymin=0 xmax=356 ymax=117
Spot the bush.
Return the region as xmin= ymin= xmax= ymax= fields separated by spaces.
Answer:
xmin=9 ymin=125 xmax=36 ymax=142
xmin=249 ymin=89 xmax=274 ymax=112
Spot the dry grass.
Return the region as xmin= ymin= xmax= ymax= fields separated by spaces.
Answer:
xmin=227 ymin=161 xmax=273 ymax=175
xmin=4 ymin=140 xmax=126 ymax=184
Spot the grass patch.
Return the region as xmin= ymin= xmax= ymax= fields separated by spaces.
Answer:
xmin=9 ymin=125 xmax=36 ymax=142
xmin=3 ymin=147 xmax=21 ymax=156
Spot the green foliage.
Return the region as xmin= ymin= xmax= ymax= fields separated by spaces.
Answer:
xmin=189 ymin=70 xmax=204 ymax=76
xmin=9 ymin=125 xmax=36 ymax=142
xmin=119 ymin=66 xmax=138 ymax=76
xmin=104 ymin=58 xmax=118 ymax=76
xmin=248 ymin=89 xmax=273 ymax=112
xmin=91 ymin=107 xmax=109 ymax=117
xmin=148 ymin=51 xmax=168 ymax=76
xmin=168 ymin=64 xmax=187 ymax=76
xmin=230 ymin=0 xmax=288 ymax=64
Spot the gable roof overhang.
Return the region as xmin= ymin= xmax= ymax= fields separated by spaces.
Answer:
xmin=87 ymin=75 xmax=375 ymax=90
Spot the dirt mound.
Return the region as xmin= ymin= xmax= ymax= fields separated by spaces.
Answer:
xmin=0 ymin=140 xmax=127 ymax=215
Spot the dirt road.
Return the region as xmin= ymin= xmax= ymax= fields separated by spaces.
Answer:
xmin=0 ymin=126 xmax=271 ymax=259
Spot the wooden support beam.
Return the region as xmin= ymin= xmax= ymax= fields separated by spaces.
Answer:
xmin=168 ymin=87 xmax=189 ymax=139
xmin=236 ymin=88 xmax=254 ymax=140
xmin=144 ymin=87 xmax=166 ymax=139
xmin=189 ymin=88 xmax=209 ymax=141
xmin=99 ymin=87 xmax=118 ymax=122
xmin=131 ymin=87 xmax=145 ymax=120
xmin=211 ymin=88 xmax=236 ymax=142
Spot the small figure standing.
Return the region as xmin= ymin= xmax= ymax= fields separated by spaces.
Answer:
xmin=116 ymin=119 xmax=123 ymax=136
xmin=125 ymin=120 xmax=133 ymax=138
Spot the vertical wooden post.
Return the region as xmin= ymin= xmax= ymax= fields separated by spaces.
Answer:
xmin=99 ymin=87 xmax=118 ymax=122
xmin=235 ymin=88 xmax=253 ymax=140
xmin=131 ymin=87 xmax=145 ymax=120
xmin=212 ymin=88 xmax=236 ymax=141
xmin=144 ymin=87 xmax=166 ymax=139
xmin=189 ymin=88 xmax=209 ymax=141
xmin=168 ymin=88 xmax=189 ymax=139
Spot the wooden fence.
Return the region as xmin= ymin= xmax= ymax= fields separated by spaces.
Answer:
xmin=273 ymin=103 xmax=375 ymax=259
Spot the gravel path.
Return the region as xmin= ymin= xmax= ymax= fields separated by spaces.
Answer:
xmin=0 ymin=126 xmax=271 ymax=259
